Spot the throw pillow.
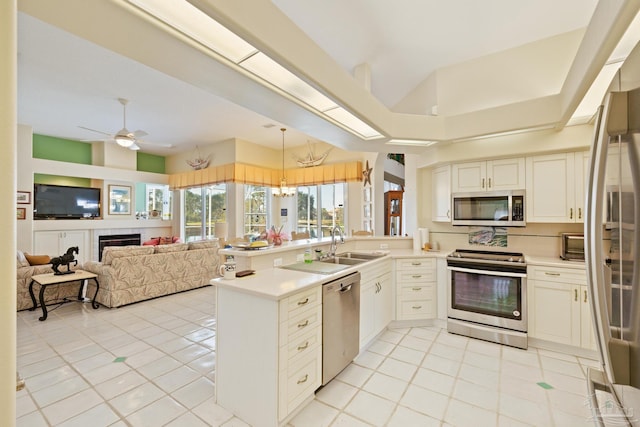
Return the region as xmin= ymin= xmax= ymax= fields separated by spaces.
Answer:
xmin=25 ymin=254 xmax=51 ymax=266
xmin=17 ymin=250 xmax=30 ymax=267
xmin=143 ymin=238 xmax=160 ymax=246
xmin=159 ymin=236 xmax=173 ymax=245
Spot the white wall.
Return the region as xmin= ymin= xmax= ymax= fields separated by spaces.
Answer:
xmin=2 ymin=2 xmax=16 ymax=424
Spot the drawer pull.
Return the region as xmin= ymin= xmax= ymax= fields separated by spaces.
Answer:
xmin=297 ymin=374 xmax=309 ymax=384
xmin=412 ymin=275 xmax=422 ymax=279
xmin=544 ymin=272 xmax=561 ymax=276
xmin=412 ymin=305 xmax=422 ymax=309
xmin=412 ymin=287 xmax=422 ymax=291
xmin=297 ymin=298 xmax=309 ymax=306
xmin=584 ymin=290 xmax=588 ymax=303
xmin=574 ymin=289 xmax=578 ymax=302
xmin=297 ymin=320 xmax=309 ymax=328
xmin=297 ymin=341 xmax=309 ymax=351
xmin=411 ymin=262 xmax=422 ymax=266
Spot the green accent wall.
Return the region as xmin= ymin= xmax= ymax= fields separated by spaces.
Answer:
xmin=34 ymin=174 xmax=92 ymax=187
xmin=137 ymin=152 xmax=165 ymax=173
xmin=33 ymin=134 xmax=92 ymax=164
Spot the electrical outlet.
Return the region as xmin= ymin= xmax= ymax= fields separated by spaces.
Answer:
xmin=273 ymin=258 xmax=283 ymax=267
xmin=296 ymin=254 xmax=305 ymax=262
xmin=380 ymin=243 xmax=389 ymax=250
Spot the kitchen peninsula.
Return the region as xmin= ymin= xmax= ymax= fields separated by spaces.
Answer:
xmin=211 ymin=237 xmax=441 ymax=426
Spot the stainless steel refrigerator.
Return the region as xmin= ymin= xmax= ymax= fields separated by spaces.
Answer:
xmin=585 ymin=40 xmax=640 ymax=426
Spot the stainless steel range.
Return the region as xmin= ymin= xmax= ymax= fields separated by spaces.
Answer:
xmin=446 ymin=249 xmax=528 ymax=349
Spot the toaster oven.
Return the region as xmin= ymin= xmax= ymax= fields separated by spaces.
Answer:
xmin=560 ymin=233 xmax=585 ymax=261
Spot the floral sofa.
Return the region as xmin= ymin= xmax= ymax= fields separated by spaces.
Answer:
xmin=82 ymin=240 xmax=220 ymax=308
xmin=16 ymin=251 xmax=82 ymax=311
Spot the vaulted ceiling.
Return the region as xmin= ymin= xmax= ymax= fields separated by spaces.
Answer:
xmin=16 ymin=0 xmax=640 ymax=157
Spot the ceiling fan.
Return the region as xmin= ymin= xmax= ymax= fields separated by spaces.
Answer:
xmin=79 ymin=98 xmax=169 ymax=150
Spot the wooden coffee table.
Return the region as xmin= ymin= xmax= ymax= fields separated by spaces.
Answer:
xmin=29 ymin=270 xmax=100 ymax=321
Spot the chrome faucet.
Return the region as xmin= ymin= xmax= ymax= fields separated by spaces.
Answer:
xmin=329 ymin=226 xmax=344 ymax=257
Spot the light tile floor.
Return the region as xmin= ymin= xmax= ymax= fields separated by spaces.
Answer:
xmin=17 ymin=286 xmax=600 ymax=426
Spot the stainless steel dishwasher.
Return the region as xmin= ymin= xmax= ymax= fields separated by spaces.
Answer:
xmin=322 ymin=271 xmax=360 ymax=385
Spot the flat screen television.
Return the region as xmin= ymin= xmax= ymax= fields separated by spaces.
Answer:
xmin=34 ymin=184 xmax=101 ymax=219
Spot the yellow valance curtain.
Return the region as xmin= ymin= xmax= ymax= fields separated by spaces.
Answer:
xmin=169 ymin=161 xmax=362 ymax=190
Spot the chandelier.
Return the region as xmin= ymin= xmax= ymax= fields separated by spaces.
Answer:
xmin=273 ymin=128 xmax=296 ymax=197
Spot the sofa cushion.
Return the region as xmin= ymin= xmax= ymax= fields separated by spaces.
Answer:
xmin=102 ymin=246 xmax=155 ymax=265
xmin=188 ymin=240 xmax=219 ymax=250
xmin=154 ymin=243 xmax=189 ymax=253
xmin=17 ymin=250 xmax=30 ymax=267
xmin=25 ymin=254 xmax=51 ymax=266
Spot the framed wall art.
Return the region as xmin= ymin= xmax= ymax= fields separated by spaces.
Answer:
xmin=17 ymin=191 xmax=31 ymax=204
xmin=108 ymin=185 xmax=132 ymax=215
xmin=16 ymin=207 xmax=26 ymax=220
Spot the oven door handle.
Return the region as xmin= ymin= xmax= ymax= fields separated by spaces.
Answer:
xmin=447 ymin=266 xmax=527 ymax=278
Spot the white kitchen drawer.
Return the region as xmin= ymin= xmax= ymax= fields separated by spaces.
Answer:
xmin=279 ymin=304 xmax=321 ymax=347
xmin=396 ymin=270 xmax=436 ymax=283
xmin=398 ymin=283 xmax=436 ymax=299
xmin=528 ymin=266 xmax=586 ymax=285
xmin=279 ymin=325 xmax=321 ymax=370
xmin=280 ymin=286 xmax=321 ymax=321
xmin=399 ymin=299 xmax=436 ymax=319
xmin=396 ymin=258 xmax=435 ymax=271
xmin=279 ymin=350 xmax=321 ymax=420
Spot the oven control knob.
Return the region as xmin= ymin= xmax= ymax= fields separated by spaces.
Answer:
xmin=508 ymin=257 xmax=514 ymax=262
xmin=513 ymin=310 xmax=521 ymax=317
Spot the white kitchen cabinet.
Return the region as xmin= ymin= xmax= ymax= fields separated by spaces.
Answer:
xmin=452 ymin=158 xmax=525 ymax=193
xmin=216 ymin=285 xmax=322 ymax=427
xmin=360 ymin=259 xmax=393 ymax=349
xmin=432 ymin=165 xmax=451 ymax=222
xmin=528 ymin=265 xmax=595 ymax=350
xmin=526 ymin=151 xmax=588 ymax=223
xmin=34 ymin=230 xmax=90 ymax=264
xmin=395 ymin=257 xmax=437 ymax=321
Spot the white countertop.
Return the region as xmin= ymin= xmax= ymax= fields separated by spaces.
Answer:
xmin=526 ymin=255 xmax=586 ymax=269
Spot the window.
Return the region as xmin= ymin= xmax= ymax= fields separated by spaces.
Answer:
xmin=146 ymin=184 xmax=171 ymax=219
xmin=297 ymin=183 xmax=345 ymax=238
xmin=244 ymin=184 xmax=269 ymax=236
xmin=183 ymin=184 xmax=227 ymax=242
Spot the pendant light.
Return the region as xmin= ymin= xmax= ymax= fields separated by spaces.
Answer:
xmin=272 ymin=128 xmax=296 ymax=197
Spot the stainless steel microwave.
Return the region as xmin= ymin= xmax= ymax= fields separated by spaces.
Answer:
xmin=451 ymin=190 xmax=526 ymax=226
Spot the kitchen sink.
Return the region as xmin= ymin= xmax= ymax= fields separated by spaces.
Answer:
xmin=335 ymin=252 xmax=386 ymax=260
xmin=317 ymin=256 xmax=366 ymax=265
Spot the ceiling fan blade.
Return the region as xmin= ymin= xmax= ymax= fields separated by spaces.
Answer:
xmin=137 ymin=139 xmax=173 ymax=148
xmin=78 ymin=126 xmax=113 ymax=137
xmin=132 ymin=130 xmax=148 ymax=138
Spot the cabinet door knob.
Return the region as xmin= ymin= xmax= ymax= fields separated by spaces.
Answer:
xmin=584 ymin=289 xmax=588 ymax=303
xmin=488 ymin=178 xmax=492 ymax=188
xmin=297 ymin=341 xmax=309 ymax=351
xmin=412 ymin=305 xmax=422 ymax=310
xmin=297 ymin=320 xmax=309 ymax=328
xmin=574 ymin=289 xmax=578 ymax=302
xmin=411 ymin=262 xmax=422 ymax=266
xmin=297 ymin=298 xmax=309 ymax=306
xmin=578 ymin=208 xmax=582 ymax=219
xmin=412 ymin=287 xmax=422 ymax=291
xmin=412 ymin=274 xmax=422 ymax=279
xmin=482 ymin=178 xmax=485 ymax=189
xmin=447 ymin=209 xmax=450 ymax=219
xmin=545 ymin=272 xmax=560 ymax=276
xmin=570 ymin=208 xmax=573 ymax=219
xmin=297 ymin=374 xmax=309 ymax=384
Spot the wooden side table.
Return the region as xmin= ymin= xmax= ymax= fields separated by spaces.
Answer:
xmin=28 ymin=270 xmax=100 ymax=321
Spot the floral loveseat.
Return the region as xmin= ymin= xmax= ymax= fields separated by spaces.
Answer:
xmin=82 ymin=240 xmax=220 ymax=308
xmin=16 ymin=251 xmax=82 ymax=311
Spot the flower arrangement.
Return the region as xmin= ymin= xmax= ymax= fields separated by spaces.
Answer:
xmin=267 ymin=225 xmax=290 ymax=246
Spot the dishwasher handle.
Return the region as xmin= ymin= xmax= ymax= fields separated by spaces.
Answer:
xmin=339 ymin=284 xmax=353 ymax=293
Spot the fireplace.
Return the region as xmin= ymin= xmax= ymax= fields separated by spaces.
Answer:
xmin=98 ymin=233 xmax=141 ymax=261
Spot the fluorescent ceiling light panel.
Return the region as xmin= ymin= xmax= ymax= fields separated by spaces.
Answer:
xmin=324 ymin=107 xmax=382 ymax=139
xmin=386 ymin=139 xmax=437 ymax=146
xmin=240 ymin=53 xmax=339 ymax=112
xmin=129 ymin=0 xmax=257 ymax=62
xmin=571 ymin=61 xmax=622 ymax=122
